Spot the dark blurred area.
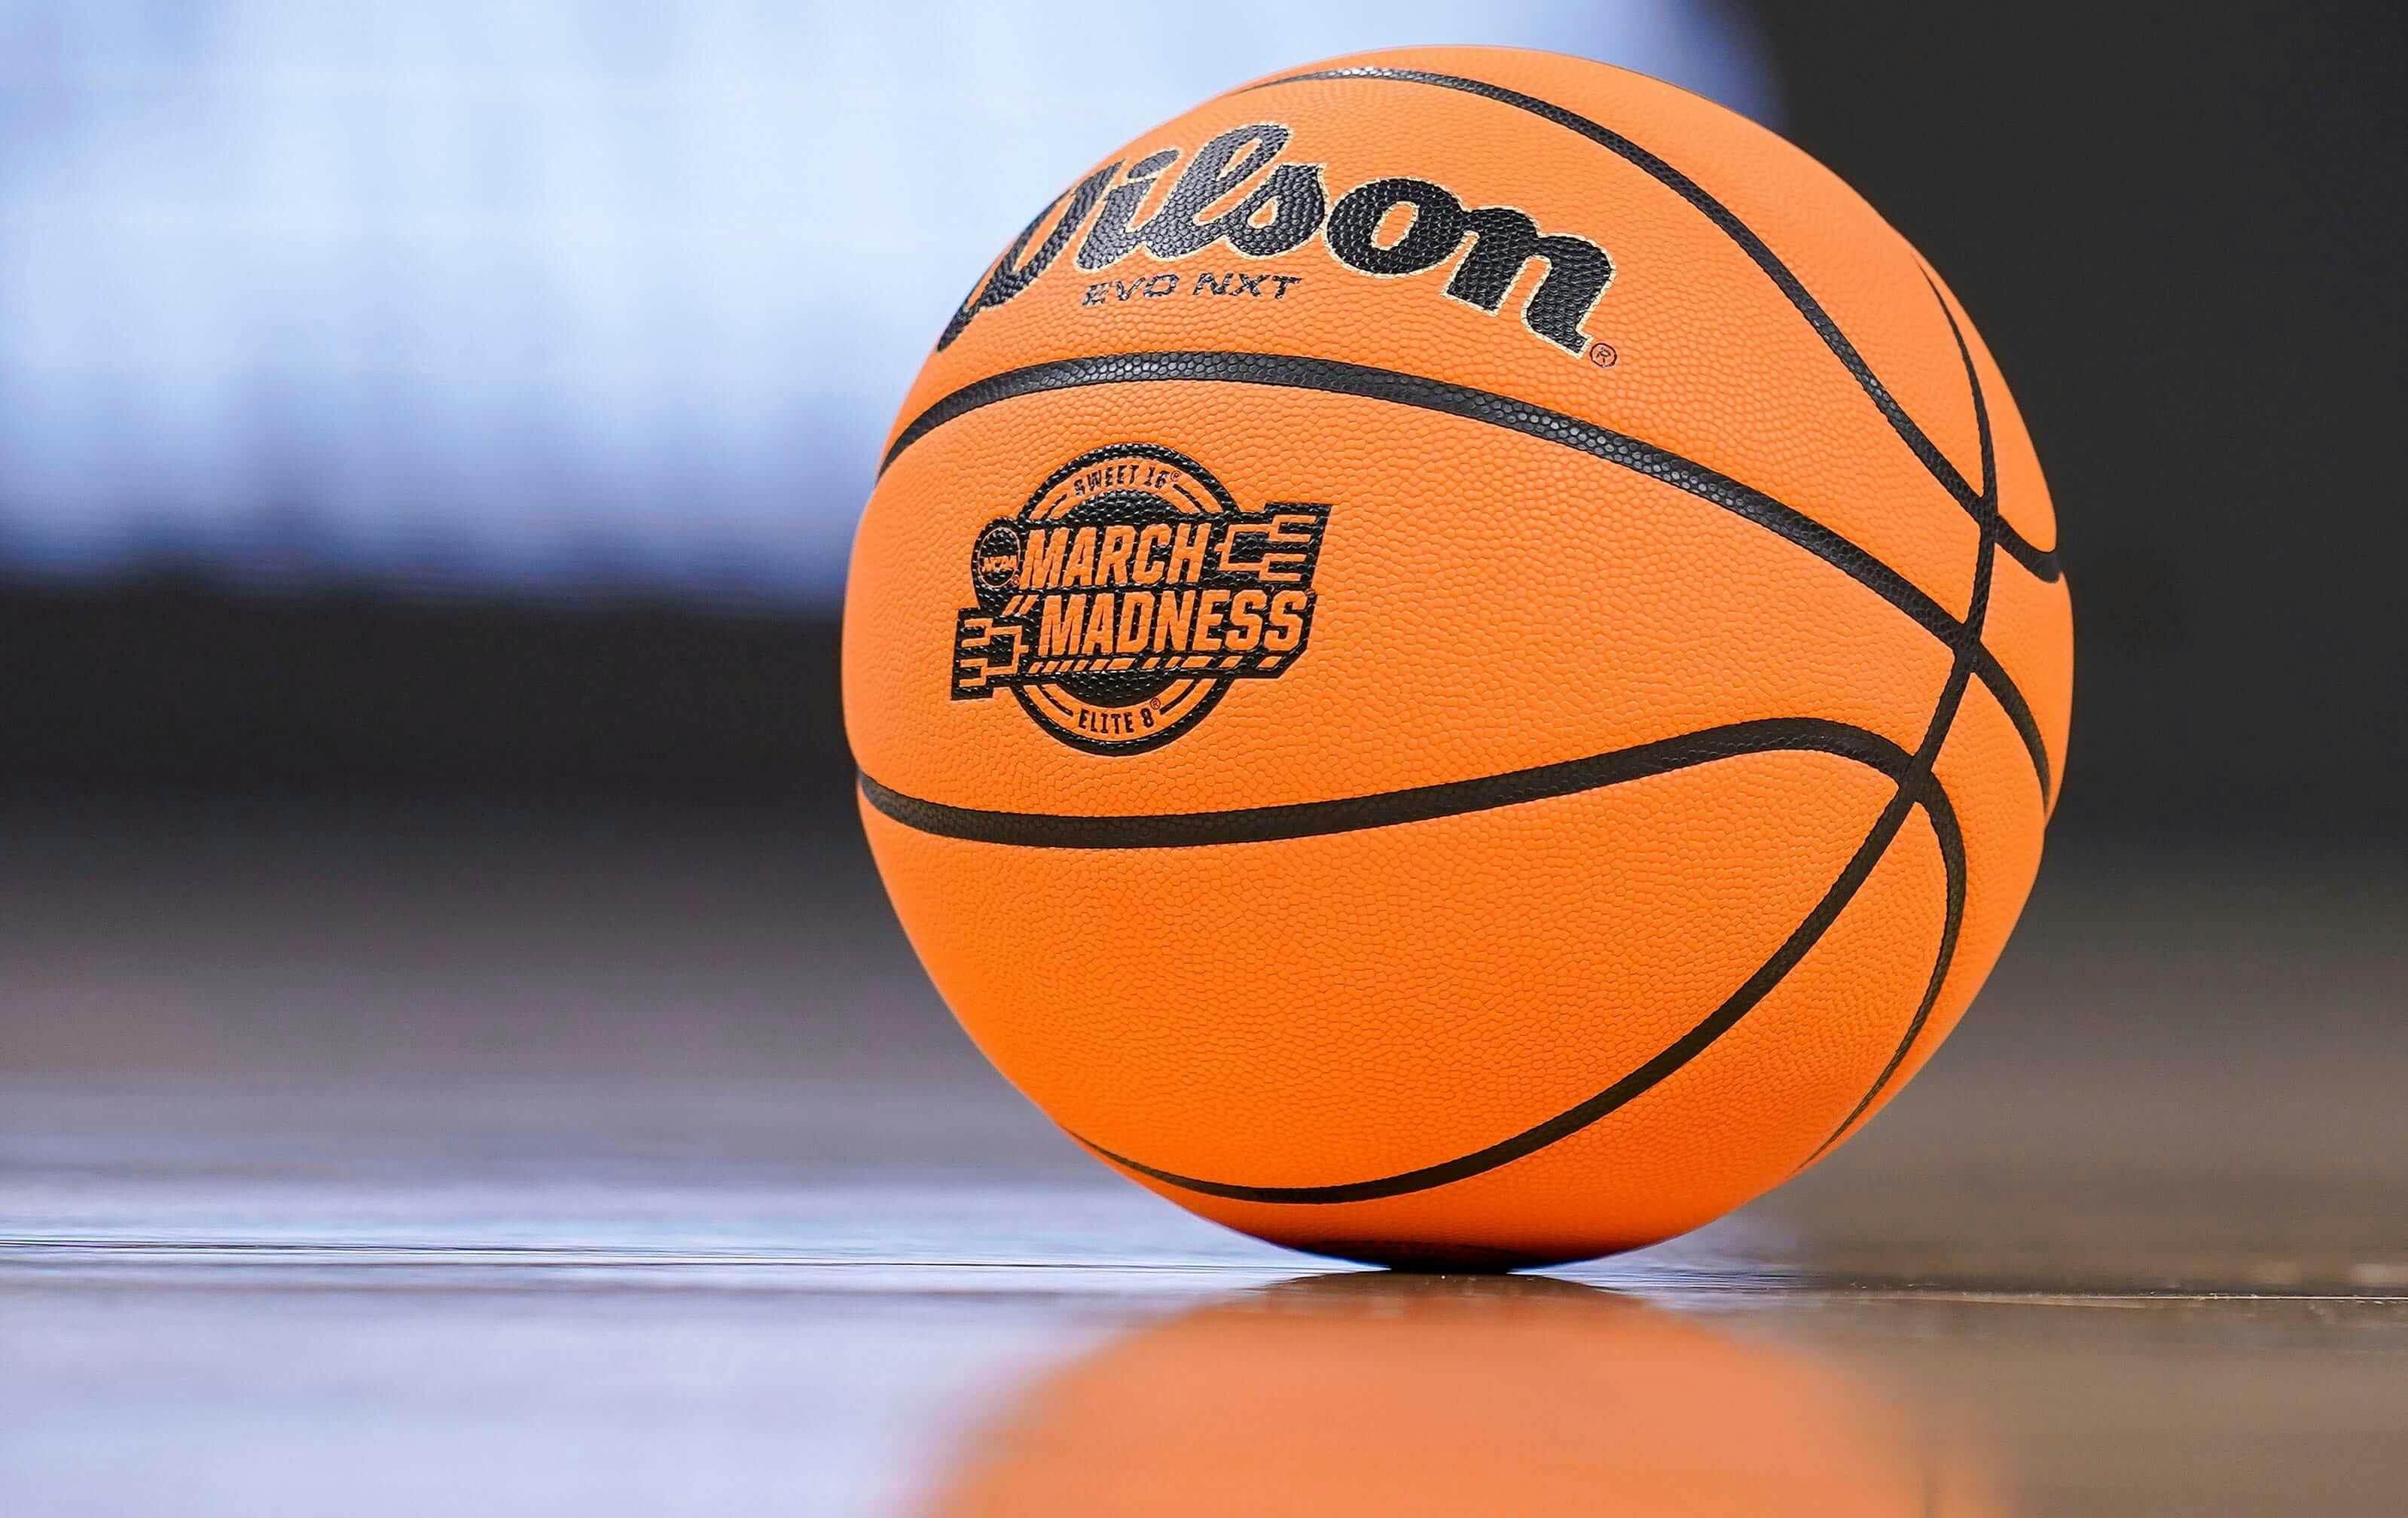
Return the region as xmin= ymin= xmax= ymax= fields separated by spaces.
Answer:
xmin=1753 ymin=0 xmax=2408 ymax=846
xmin=3 ymin=3 xmax=2400 ymax=849
xmin=1 ymin=585 xmax=855 ymax=802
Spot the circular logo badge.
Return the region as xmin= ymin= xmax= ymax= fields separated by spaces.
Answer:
xmin=947 ymin=443 xmax=1330 ymax=754
xmin=971 ymin=521 xmax=1024 ymax=592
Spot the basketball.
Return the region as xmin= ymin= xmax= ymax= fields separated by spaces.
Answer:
xmin=844 ymin=47 xmax=2073 ymax=1268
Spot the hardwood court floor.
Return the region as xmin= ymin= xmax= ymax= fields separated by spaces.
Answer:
xmin=3 ymin=806 xmax=2403 ymax=1514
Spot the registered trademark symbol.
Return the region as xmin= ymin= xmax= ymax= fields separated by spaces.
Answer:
xmin=1587 ymin=340 xmax=1619 ymax=368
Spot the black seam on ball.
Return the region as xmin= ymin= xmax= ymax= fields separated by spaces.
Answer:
xmin=858 ymin=715 xmax=1965 ymax=1208
xmin=880 ymin=348 xmax=2052 ymax=799
xmin=864 ymin=716 xmax=1912 ymax=849
xmin=1246 ymin=64 xmax=2062 ymax=584
xmin=1806 ymin=274 xmax=2001 ymax=1163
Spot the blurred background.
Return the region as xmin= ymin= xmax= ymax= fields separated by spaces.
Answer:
xmin=5 ymin=0 xmax=2403 ymax=1225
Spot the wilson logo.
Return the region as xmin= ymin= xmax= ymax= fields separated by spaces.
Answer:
xmin=939 ymin=122 xmax=1614 ymax=355
xmin=951 ymin=443 xmax=1329 ymax=754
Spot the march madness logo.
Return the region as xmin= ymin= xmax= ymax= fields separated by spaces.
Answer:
xmin=950 ymin=444 xmax=1329 ymax=754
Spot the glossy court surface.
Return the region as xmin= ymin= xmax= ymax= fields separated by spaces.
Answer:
xmin=5 ymin=808 xmax=2403 ymax=1514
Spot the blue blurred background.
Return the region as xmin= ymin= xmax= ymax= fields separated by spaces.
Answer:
xmin=0 ymin=1 xmax=1775 ymax=606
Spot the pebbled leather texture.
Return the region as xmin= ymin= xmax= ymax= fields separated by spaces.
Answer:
xmin=843 ymin=46 xmax=2074 ymax=1268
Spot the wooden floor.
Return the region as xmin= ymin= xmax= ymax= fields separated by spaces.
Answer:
xmin=3 ymin=806 xmax=2403 ymax=1514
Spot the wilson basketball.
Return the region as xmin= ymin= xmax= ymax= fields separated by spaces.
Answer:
xmin=844 ymin=47 xmax=2073 ymax=1269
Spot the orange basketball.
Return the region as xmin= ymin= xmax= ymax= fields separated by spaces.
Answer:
xmin=844 ymin=47 xmax=2073 ymax=1269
